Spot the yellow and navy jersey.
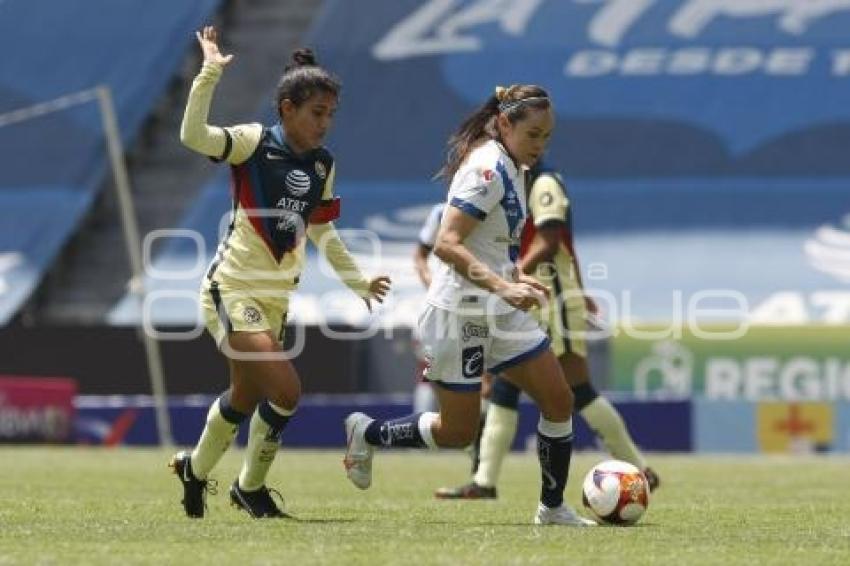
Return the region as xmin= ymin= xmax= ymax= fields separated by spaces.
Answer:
xmin=182 ymin=61 xmax=369 ymax=298
xmin=230 ymin=124 xmax=336 ymax=260
xmin=207 ymin=124 xmax=339 ymax=289
xmin=520 ymin=164 xmax=584 ymax=312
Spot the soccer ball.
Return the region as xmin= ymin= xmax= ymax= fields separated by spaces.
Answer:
xmin=581 ymin=460 xmax=650 ymax=525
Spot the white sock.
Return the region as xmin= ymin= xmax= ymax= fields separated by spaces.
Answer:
xmin=190 ymin=397 xmax=243 ymax=480
xmin=472 ymin=404 xmax=518 ymax=488
xmin=413 ymin=382 xmax=438 ymax=413
xmin=238 ymin=401 xmax=294 ymax=491
xmin=418 ymin=411 xmax=439 ymax=449
xmin=580 ymin=396 xmax=646 ymax=469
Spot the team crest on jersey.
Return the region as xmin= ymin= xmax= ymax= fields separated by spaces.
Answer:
xmin=314 ymin=161 xmax=327 ymax=180
xmin=540 ymin=192 xmax=554 ymax=207
xmin=242 ymin=306 xmax=262 ymax=324
xmin=276 ymin=211 xmax=300 ymax=233
xmin=482 ymin=169 xmax=495 ymax=181
xmin=285 ymin=169 xmax=311 ymax=197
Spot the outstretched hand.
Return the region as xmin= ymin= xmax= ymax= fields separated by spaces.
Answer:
xmin=363 ymin=275 xmax=392 ymax=313
xmin=196 ymin=26 xmax=233 ymax=66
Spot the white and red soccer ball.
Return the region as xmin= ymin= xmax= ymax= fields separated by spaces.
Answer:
xmin=582 ymin=460 xmax=650 ymax=525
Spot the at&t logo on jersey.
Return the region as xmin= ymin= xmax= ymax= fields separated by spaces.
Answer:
xmin=285 ymin=169 xmax=311 ymax=197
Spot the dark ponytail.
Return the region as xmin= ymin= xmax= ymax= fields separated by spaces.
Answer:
xmin=436 ymin=84 xmax=551 ymax=183
xmin=275 ymin=47 xmax=341 ymax=115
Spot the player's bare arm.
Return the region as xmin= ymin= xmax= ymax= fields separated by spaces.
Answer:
xmin=434 ymin=206 xmax=544 ymax=311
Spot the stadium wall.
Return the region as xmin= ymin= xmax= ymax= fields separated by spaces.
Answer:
xmin=68 ymin=395 xmax=850 ymax=454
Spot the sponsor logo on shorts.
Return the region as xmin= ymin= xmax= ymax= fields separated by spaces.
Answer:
xmin=461 ymin=345 xmax=484 ymax=378
xmin=242 ymin=306 xmax=263 ymax=324
xmin=462 ymin=322 xmax=488 ymax=342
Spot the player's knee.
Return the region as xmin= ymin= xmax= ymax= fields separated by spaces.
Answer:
xmin=540 ymin=382 xmax=573 ymax=421
xmin=228 ymin=386 xmax=261 ymax=414
xmin=271 ymin=383 xmax=301 ymax=412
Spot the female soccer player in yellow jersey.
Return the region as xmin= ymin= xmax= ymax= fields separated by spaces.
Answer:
xmin=344 ymin=85 xmax=596 ymax=526
xmin=435 ymin=162 xmax=660 ymax=499
xmin=169 ymin=27 xmax=390 ymax=518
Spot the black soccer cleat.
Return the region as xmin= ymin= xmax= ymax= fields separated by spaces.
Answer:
xmin=229 ymin=481 xmax=292 ymax=519
xmin=169 ymin=450 xmax=216 ymax=518
xmin=434 ymin=482 xmax=497 ymax=500
xmin=643 ymin=467 xmax=661 ymax=492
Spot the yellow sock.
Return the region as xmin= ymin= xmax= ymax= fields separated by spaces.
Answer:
xmin=580 ymin=396 xmax=646 ymax=469
xmin=472 ymin=404 xmax=518 ymax=488
xmin=190 ymin=398 xmax=241 ymax=480
xmin=238 ymin=401 xmax=294 ymax=491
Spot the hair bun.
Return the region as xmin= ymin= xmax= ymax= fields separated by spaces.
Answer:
xmin=494 ymin=86 xmax=508 ymax=101
xmin=291 ymin=47 xmax=318 ymax=68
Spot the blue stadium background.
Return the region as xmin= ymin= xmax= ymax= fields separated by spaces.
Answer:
xmin=109 ymin=0 xmax=850 ymax=327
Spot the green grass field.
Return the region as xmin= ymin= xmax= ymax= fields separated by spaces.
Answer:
xmin=1 ymin=448 xmax=848 ymax=565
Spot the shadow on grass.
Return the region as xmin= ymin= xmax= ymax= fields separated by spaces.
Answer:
xmin=281 ymin=515 xmax=357 ymax=524
xmin=413 ymin=518 xmax=660 ymax=528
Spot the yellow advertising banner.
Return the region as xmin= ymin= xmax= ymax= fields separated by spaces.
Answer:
xmin=757 ymin=402 xmax=833 ymax=452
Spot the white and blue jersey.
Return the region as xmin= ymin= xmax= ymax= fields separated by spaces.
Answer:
xmin=426 ymin=140 xmax=527 ymax=315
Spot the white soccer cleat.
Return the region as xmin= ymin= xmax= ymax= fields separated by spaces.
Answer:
xmin=343 ymin=412 xmax=375 ymax=490
xmin=534 ymin=503 xmax=597 ymax=526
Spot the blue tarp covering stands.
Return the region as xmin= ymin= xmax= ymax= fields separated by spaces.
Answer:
xmin=0 ymin=0 xmax=221 ymax=324
xmin=114 ymin=0 xmax=850 ymax=328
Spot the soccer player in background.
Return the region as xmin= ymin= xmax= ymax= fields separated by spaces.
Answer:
xmin=170 ymin=26 xmax=390 ymax=518
xmin=344 ymin=85 xmax=596 ymax=526
xmin=435 ymin=162 xmax=660 ymax=499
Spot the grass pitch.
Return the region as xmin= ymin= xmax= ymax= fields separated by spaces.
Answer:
xmin=1 ymin=448 xmax=848 ymax=565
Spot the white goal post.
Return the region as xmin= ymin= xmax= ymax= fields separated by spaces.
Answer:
xmin=0 ymin=87 xmax=174 ymax=446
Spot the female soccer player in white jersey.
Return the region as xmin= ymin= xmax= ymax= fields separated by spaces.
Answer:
xmin=344 ymin=85 xmax=595 ymax=526
xmin=169 ymin=27 xmax=390 ymax=519
xmin=435 ymin=162 xmax=660 ymax=499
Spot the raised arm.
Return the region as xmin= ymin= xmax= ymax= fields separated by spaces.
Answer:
xmin=180 ymin=26 xmax=261 ymax=164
